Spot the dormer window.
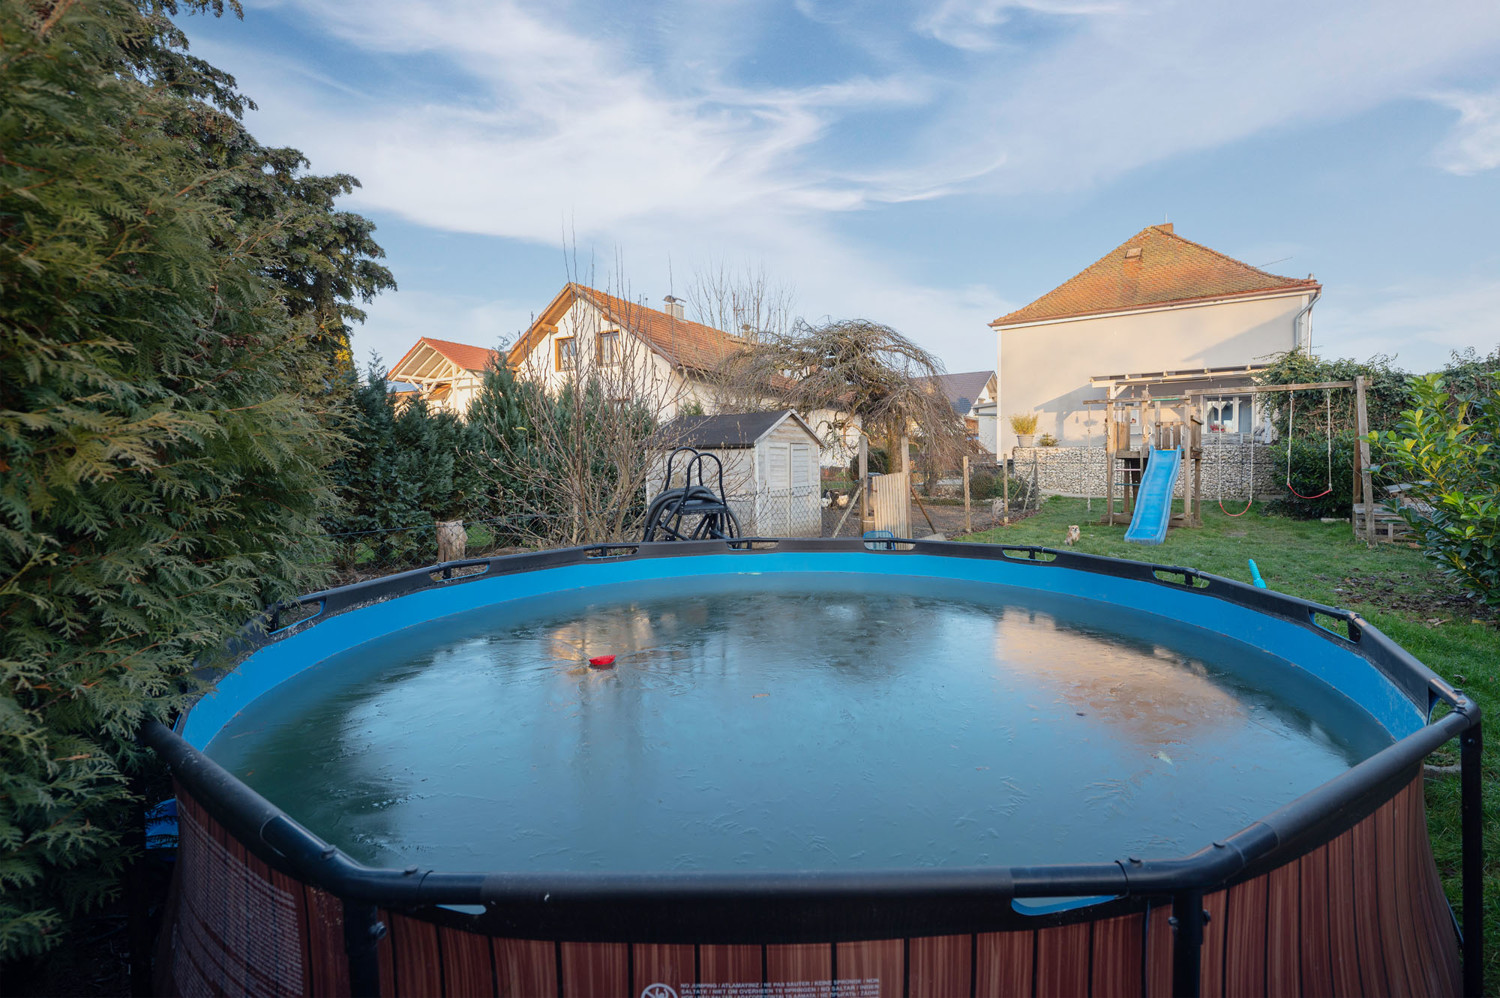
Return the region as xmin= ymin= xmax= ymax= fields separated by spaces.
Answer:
xmin=555 ymin=337 xmax=577 ymax=372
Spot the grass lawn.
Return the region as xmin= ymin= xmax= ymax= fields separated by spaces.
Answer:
xmin=964 ymin=497 xmax=1498 ymax=991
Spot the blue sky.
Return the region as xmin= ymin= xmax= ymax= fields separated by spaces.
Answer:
xmin=180 ymin=0 xmax=1500 ymax=375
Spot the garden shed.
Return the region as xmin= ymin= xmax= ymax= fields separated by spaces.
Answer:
xmin=648 ymin=410 xmax=824 ymax=537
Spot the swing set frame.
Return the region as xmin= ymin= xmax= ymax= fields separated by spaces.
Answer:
xmin=1185 ymin=375 xmax=1377 ymax=548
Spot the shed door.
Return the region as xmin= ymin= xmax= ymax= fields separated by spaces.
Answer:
xmin=791 ymin=443 xmax=811 ymax=490
xmin=767 ymin=443 xmax=790 ymax=491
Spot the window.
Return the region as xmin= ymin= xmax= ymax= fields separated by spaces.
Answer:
xmin=554 ymin=337 xmax=577 ymax=372
xmin=1207 ymin=398 xmax=1243 ymax=434
xmin=597 ymin=330 xmax=619 ymax=366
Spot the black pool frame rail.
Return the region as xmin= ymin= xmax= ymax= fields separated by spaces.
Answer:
xmin=144 ymin=537 xmax=1486 ymax=998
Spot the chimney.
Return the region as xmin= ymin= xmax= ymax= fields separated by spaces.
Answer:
xmin=1159 ymin=222 xmax=1174 ymax=233
xmin=662 ymin=295 xmax=685 ymax=319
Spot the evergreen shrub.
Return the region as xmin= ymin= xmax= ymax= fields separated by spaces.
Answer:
xmin=0 ymin=2 xmax=384 ymax=956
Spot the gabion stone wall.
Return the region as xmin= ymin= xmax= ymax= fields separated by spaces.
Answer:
xmin=1009 ymin=444 xmax=1282 ymax=501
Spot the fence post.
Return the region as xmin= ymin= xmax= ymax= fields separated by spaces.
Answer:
xmin=1002 ymin=452 xmax=1009 ymax=525
xmin=435 ymin=518 xmax=466 ymax=565
xmin=858 ymin=436 xmax=872 ymax=535
xmin=1355 ymin=374 xmax=1375 ymax=548
xmin=962 ymin=456 xmax=972 ymax=534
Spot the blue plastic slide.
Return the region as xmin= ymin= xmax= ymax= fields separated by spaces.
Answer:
xmin=1124 ymin=448 xmax=1183 ymax=545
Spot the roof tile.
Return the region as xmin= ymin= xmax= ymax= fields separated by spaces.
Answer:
xmin=992 ymin=225 xmax=1319 ymax=326
xmin=571 ymin=285 xmax=742 ymax=372
xmin=405 ymin=336 xmax=505 ymax=374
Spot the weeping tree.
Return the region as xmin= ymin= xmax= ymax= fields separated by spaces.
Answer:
xmin=720 ymin=318 xmax=970 ymax=475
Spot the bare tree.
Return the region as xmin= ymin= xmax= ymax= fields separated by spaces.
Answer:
xmin=684 ymin=259 xmax=796 ymax=345
xmin=720 ymin=317 xmax=970 ymax=471
xmin=472 ymin=263 xmax=700 ymax=548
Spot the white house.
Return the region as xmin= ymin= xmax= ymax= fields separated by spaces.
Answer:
xmin=647 ymin=410 xmax=823 ymax=537
xmin=918 ymin=370 xmax=998 ymax=455
xmin=507 ymin=284 xmax=743 ymax=421
xmin=990 ymin=224 xmax=1321 ymax=453
xmin=386 ymin=337 xmax=505 ymax=416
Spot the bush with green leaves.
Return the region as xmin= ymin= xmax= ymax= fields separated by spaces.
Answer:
xmin=0 ymin=1 xmax=386 ymax=957
xmin=1255 ymin=350 xmax=1410 ymax=435
xmin=1370 ymin=372 xmax=1499 ymax=606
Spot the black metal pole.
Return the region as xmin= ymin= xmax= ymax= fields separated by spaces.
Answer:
xmin=343 ymin=899 xmax=386 ymax=997
xmin=1171 ymin=890 xmax=1204 ymax=998
xmin=126 ymin=774 xmax=152 ymax=997
xmin=1461 ymin=721 xmax=1484 ymax=998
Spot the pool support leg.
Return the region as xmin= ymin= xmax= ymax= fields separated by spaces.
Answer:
xmin=343 ymin=899 xmax=385 ymax=998
xmin=1170 ymin=889 xmax=1205 ymax=998
xmin=1461 ymin=720 xmax=1483 ymax=998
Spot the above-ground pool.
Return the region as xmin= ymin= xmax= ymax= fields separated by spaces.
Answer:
xmin=147 ymin=538 xmax=1482 ymax=997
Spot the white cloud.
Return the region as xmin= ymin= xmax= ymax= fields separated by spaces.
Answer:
xmin=920 ymin=0 xmax=1500 ymax=198
xmin=196 ymin=0 xmax=1500 ymax=372
xmin=1431 ymin=88 xmax=1500 ymax=174
xmin=1315 ymin=278 xmax=1500 ymax=372
xmin=917 ymin=0 xmax=1124 ymax=52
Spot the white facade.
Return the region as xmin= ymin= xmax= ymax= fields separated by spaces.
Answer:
xmin=386 ymin=338 xmax=504 ymax=417
xmin=509 ymin=295 xmax=720 ymax=422
xmin=994 ymin=290 xmax=1317 ymax=454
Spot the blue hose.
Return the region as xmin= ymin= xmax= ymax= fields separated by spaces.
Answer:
xmin=1248 ymin=559 xmax=1267 ymax=589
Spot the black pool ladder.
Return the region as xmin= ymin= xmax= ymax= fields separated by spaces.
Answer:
xmin=642 ymin=447 xmax=742 ymax=542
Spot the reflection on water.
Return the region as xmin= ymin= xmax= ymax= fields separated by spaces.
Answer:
xmin=206 ymin=573 xmax=1390 ymax=874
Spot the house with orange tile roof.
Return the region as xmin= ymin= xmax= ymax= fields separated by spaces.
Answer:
xmin=387 ymin=336 xmax=506 ymax=416
xmin=507 ymin=283 xmax=754 ymax=424
xmin=990 ymin=224 xmax=1321 ymax=454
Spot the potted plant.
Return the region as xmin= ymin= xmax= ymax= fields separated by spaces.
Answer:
xmin=1009 ymin=412 xmax=1039 ymax=448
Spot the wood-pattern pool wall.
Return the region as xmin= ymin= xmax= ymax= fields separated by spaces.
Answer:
xmin=157 ymin=776 xmax=1459 ymax=997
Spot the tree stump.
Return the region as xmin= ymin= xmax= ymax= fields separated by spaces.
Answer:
xmin=435 ymin=519 xmax=466 ymax=563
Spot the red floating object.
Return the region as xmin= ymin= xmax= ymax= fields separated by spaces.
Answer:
xmin=589 ymin=655 xmax=616 ymax=668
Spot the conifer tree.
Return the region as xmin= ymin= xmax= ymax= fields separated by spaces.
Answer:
xmin=324 ymin=365 xmax=471 ymax=565
xmin=0 ymin=0 xmax=386 ymax=956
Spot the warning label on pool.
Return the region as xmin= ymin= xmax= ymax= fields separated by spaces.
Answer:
xmin=669 ymin=980 xmax=881 ymax=997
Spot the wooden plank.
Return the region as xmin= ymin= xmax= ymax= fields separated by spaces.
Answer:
xmin=493 ymin=938 xmax=557 ymax=998
xmin=376 ymin=909 xmax=396 ymax=998
xmin=870 ymin=471 xmax=912 ymax=537
xmin=1222 ymin=877 xmax=1267 ymax=998
xmin=1412 ymin=784 xmax=1463 ymax=997
xmin=1355 ymin=375 xmax=1374 ymax=547
xmin=1185 ymin=380 xmax=1356 ymax=395
xmin=765 ymin=942 xmax=831 ymax=988
xmin=303 ymin=887 xmax=349 ymax=998
xmin=1263 ymin=860 xmax=1300 ymax=997
xmin=439 ymin=926 xmax=495 ymax=997
xmin=632 ymin=944 xmax=695 ymax=997
xmin=1145 ymin=904 xmax=1174 ymax=998
xmin=1348 ymin=817 xmax=1390 ymax=996
xmin=1372 ymin=800 xmax=1415 ymax=995
xmin=1199 ymin=890 xmax=1228 ymax=998
xmin=389 ymin=913 xmax=444 ymax=998
xmin=908 ymin=935 xmax=971 ymax=998
xmin=973 ymin=931 xmax=1031 ymax=997
xmin=1298 ymin=846 xmax=1335 ymax=998
xmin=698 ymin=944 xmax=761 ymax=988
xmin=1393 ymin=782 xmax=1441 ymax=998
xmin=1034 ymin=922 xmax=1090 ymax=997
xmin=836 ymin=939 xmax=903 ymax=998
xmin=1323 ymin=830 xmax=1363 ymax=997
xmin=558 ymin=941 xmax=628 ymax=998
xmin=1089 ymin=913 xmax=1144 ymax=998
